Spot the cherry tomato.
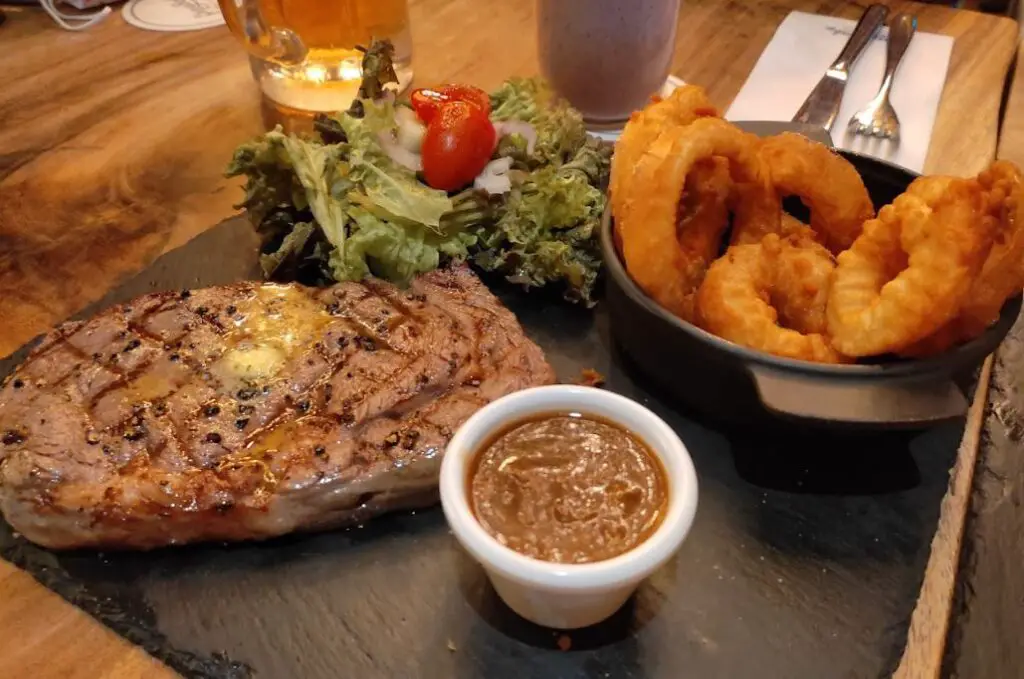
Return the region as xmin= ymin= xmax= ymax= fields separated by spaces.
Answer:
xmin=421 ymin=101 xmax=497 ymax=192
xmin=410 ymin=84 xmax=492 ymax=124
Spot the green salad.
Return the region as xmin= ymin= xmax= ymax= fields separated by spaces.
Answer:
xmin=226 ymin=41 xmax=611 ymax=305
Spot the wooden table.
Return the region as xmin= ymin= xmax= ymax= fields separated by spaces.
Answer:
xmin=998 ymin=40 xmax=1024 ymax=167
xmin=0 ymin=1 xmax=1016 ymax=677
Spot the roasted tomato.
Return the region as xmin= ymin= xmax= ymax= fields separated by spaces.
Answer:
xmin=410 ymin=84 xmax=492 ymax=124
xmin=421 ymin=101 xmax=497 ymax=191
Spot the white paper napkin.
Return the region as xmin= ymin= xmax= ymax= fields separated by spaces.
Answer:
xmin=725 ymin=11 xmax=954 ymax=174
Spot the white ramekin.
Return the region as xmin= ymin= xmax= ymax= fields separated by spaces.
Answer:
xmin=439 ymin=385 xmax=699 ymax=629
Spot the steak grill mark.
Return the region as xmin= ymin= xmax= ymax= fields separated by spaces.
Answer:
xmin=0 ymin=267 xmax=555 ymax=549
xmin=18 ymin=282 xmax=447 ymax=454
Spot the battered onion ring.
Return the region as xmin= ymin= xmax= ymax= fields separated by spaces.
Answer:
xmin=729 ymin=179 xmax=782 ymax=246
xmin=826 ymin=176 xmax=993 ymax=357
xmin=779 ymin=213 xmax=816 ymax=240
xmin=902 ymin=161 xmax=1024 ymax=355
xmin=695 ymin=234 xmax=846 ymax=363
xmin=672 ymin=157 xmax=733 ymax=320
xmin=771 ymin=232 xmax=836 ymax=336
xmin=957 ymin=162 xmax=1024 ymax=333
xmin=610 ymin=85 xmax=719 ymax=220
xmin=731 ymin=133 xmax=874 ymax=253
xmin=618 ymin=118 xmax=767 ymax=320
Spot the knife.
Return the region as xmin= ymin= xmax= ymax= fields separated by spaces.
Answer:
xmin=792 ymin=4 xmax=889 ymax=131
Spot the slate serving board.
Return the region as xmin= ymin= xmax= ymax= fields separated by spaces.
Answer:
xmin=942 ymin=327 xmax=1024 ymax=679
xmin=0 ymin=218 xmax=976 ymax=679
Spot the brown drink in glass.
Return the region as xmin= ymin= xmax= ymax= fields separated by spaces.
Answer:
xmin=536 ymin=0 xmax=682 ymax=123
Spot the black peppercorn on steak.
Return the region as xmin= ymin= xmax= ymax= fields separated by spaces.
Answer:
xmin=0 ymin=266 xmax=554 ymax=550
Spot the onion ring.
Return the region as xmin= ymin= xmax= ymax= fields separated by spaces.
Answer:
xmin=618 ymin=118 xmax=767 ymax=319
xmin=779 ymin=213 xmax=819 ymax=242
xmin=670 ymin=157 xmax=733 ymax=320
xmin=731 ymin=209 xmax=818 ymax=247
xmin=731 ymin=133 xmax=874 ymax=253
xmin=902 ymin=161 xmax=1024 ymax=355
xmin=729 ymin=179 xmax=782 ymax=246
xmin=695 ymin=234 xmax=846 ymax=363
xmin=610 ymin=85 xmax=719 ymax=220
xmin=826 ymin=176 xmax=993 ymax=357
xmin=956 ymin=162 xmax=1024 ymax=333
xmin=771 ymin=232 xmax=836 ymax=336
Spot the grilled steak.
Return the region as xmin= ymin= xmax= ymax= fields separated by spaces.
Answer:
xmin=0 ymin=267 xmax=554 ymax=549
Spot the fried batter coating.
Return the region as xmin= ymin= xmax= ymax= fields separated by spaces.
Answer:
xmin=610 ymin=85 xmax=719 ymax=220
xmin=903 ymin=162 xmax=1024 ymax=355
xmin=771 ymin=232 xmax=835 ymax=336
xmin=827 ymin=176 xmax=994 ymax=357
xmin=731 ymin=133 xmax=874 ymax=253
xmin=696 ymin=234 xmax=847 ymax=363
xmin=619 ymin=118 xmax=767 ymax=320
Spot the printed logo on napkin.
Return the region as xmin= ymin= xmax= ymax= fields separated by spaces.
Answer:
xmin=122 ymin=0 xmax=225 ymax=32
xmin=725 ymin=11 xmax=954 ymax=174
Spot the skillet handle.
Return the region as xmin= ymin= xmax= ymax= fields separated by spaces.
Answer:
xmin=748 ymin=367 xmax=968 ymax=427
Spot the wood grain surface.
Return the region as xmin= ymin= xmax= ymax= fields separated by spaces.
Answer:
xmin=997 ymin=41 xmax=1024 ymax=168
xmin=0 ymin=0 xmax=1017 ymax=677
xmin=0 ymin=564 xmax=172 ymax=678
xmin=892 ymin=357 xmax=993 ymax=679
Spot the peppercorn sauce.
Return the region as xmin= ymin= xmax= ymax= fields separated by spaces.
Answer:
xmin=468 ymin=413 xmax=668 ymax=564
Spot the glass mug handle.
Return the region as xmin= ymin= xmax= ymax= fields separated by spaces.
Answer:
xmin=229 ymin=0 xmax=308 ymax=66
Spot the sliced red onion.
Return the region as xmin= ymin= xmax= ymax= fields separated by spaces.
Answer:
xmin=395 ymin=106 xmax=427 ymax=153
xmin=474 ymin=157 xmax=514 ymax=195
xmin=494 ymin=119 xmax=537 ymax=155
xmin=376 ymin=130 xmax=423 ymax=172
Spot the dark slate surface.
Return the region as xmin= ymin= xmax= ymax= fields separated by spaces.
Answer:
xmin=943 ymin=321 xmax=1024 ymax=679
xmin=0 ymin=218 xmax=977 ymax=679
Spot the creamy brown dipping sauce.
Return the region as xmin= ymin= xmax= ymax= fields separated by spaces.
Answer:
xmin=468 ymin=413 xmax=668 ymax=564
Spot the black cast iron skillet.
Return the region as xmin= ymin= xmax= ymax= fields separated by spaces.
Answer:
xmin=601 ymin=122 xmax=1022 ymax=430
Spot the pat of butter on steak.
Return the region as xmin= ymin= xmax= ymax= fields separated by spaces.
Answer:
xmin=0 ymin=267 xmax=555 ymax=550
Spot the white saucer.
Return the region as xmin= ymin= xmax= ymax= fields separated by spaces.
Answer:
xmin=122 ymin=0 xmax=225 ymax=32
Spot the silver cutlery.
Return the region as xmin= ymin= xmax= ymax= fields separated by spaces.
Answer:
xmin=847 ymin=13 xmax=917 ymax=142
xmin=792 ymin=4 xmax=888 ymax=132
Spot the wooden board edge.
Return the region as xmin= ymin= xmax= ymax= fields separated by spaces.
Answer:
xmin=892 ymin=354 xmax=994 ymax=679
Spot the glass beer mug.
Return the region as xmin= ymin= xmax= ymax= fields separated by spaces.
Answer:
xmin=217 ymin=0 xmax=414 ymax=112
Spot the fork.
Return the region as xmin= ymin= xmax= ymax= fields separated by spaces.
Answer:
xmin=847 ymin=13 xmax=917 ymax=142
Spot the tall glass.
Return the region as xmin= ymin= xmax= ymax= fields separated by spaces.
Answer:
xmin=536 ymin=0 xmax=681 ymax=123
xmin=217 ymin=0 xmax=413 ymax=113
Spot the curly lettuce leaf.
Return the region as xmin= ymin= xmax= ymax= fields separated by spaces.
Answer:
xmin=277 ymin=134 xmax=350 ymax=265
xmin=228 ymin=41 xmax=610 ymax=304
xmin=258 ymin=220 xmax=316 ymax=279
xmin=490 ymin=77 xmax=550 ymax=121
xmin=490 ymin=78 xmax=589 ymax=167
xmin=354 ymin=40 xmax=399 ymax=104
xmin=350 ymin=160 xmax=452 ymax=228
xmin=228 ymin=128 xmax=350 ymax=268
xmin=335 ymin=103 xmax=453 ymax=228
xmin=228 ymin=119 xmax=472 ymax=287
xmin=344 ymin=207 xmax=476 ymax=284
xmin=470 ymin=141 xmax=609 ymax=305
xmin=227 ymin=131 xmax=308 ymax=227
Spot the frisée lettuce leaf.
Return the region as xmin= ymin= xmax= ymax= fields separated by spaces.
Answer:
xmin=490 ymin=78 xmax=589 ymax=168
xmin=227 ymin=39 xmax=611 ymax=304
xmin=470 ymin=137 xmax=610 ymax=303
xmin=227 ymin=126 xmax=466 ymax=285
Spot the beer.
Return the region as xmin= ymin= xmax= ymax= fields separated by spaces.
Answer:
xmin=218 ymin=0 xmax=413 ymax=113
